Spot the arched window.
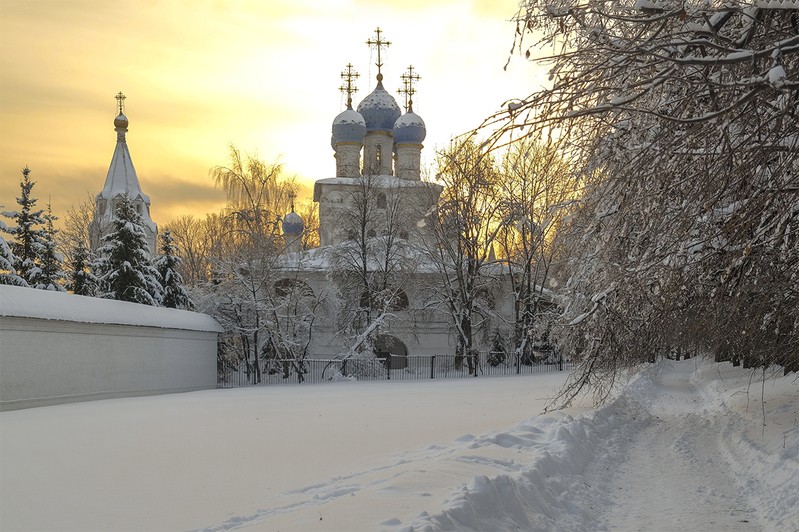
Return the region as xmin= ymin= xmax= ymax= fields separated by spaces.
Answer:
xmin=360 ymin=289 xmax=409 ymax=312
xmin=367 ymin=229 xmax=376 ymax=238
xmin=474 ymin=287 xmax=496 ymax=315
xmin=376 ymin=192 xmax=387 ymax=209
xmin=274 ymin=278 xmax=314 ymax=299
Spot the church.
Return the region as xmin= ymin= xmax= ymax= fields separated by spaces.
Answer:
xmin=271 ymin=29 xmax=509 ymax=365
xmin=86 ymin=31 xmax=515 ymax=368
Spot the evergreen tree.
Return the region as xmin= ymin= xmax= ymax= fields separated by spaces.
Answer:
xmin=0 ymin=231 xmax=28 ymax=287
xmin=67 ymin=239 xmax=97 ymax=296
xmin=1 ymin=167 xmax=47 ymax=287
xmin=154 ymin=230 xmax=192 ymax=309
xmin=94 ymin=196 xmax=163 ymax=305
xmin=35 ymin=201 xmax=66 ymax=291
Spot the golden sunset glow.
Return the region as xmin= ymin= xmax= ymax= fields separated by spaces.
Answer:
xmin=0 ymin=0 xmax=545 ymax=226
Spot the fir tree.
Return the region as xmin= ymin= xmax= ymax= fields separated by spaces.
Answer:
xmin=0 ymin=231 xmax=28 ymax=287
xmin=68 ymin=239 xmax=97 ymax=296
xmin=94 ymin=196 xmax=163 ymax=305
xmin=154 ymin=230 xmax=193 ymax=309
xmin=35 ymin=201 xmax=66 ymax=291
xmin=1 ymin=167 xmax=47 ymax=286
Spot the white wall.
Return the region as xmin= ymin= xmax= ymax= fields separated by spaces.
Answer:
xmin=0 ymin=286 xmax=221 ymax=411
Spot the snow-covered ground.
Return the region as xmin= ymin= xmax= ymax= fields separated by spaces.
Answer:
xmin=1 ymin=360 xmax=796 ymax=531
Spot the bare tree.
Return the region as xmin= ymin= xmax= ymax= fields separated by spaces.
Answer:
xmin=496 ymin=139 xmax=576 ymax=363
xmin=485 ymin=1 xmax=799 ymax=403
xmin=59 ymin=192 xmax=95 ymax=265
xmin=424 ymin=140 xmax=506 ymax=375
xmin=331 ymin=175 xmax=420 ymax=360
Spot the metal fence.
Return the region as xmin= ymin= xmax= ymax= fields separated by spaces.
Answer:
xmin=218 ymin=352 xmax=570 ymax=388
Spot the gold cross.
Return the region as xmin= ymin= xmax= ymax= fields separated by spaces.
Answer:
xmin=399 ymin=65 xmax=420 ymax=112
xmin=366 ymin=27 xmax=391 ymax=82
xmin=115 ymin=91 xmax=126 ymax=115
xmin=339 ymin=63 xmax=360 ymax=108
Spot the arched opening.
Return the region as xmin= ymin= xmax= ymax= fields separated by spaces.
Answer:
xmin=474 ymin=287 xmax=496 ymax=317
xmin=375 ymin=334 xmax=408 ymax=369
xmin=359 ymin=289 xmax=409 ymax=312
xmin=376 ymin=192 xmax=387 ymax=209
xmin=273 ymin=278 xmax=314 ymax=300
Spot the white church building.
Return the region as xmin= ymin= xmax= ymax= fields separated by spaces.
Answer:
xmin=271 ymin=30 xmax=509 ymax=364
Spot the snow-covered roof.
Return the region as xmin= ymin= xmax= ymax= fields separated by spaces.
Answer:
xmin=313 ymin=175 xmax=442 ymax=201
xmin=0 ymin=285 xmax=222 ymax=332
xmin=282 ymin=210 xmax=304 ymax=235
xmin=98 ymin=117 xmax=151 ymax=204
xmin=275 ymin=239 xmax=444 ymax=274
xmin=394 ymin=111 xmax=427 ymax=144
xmin=331 ymin=108 xmax=367 ymax=147
xmin=356 ymin=81 xmax=401 ymax=131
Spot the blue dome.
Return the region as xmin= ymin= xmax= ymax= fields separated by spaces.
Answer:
xmin=282 ymin=210 xmax=304 ymax=235
xmin=394 ymin=111 xmax=426 ymax=144
xmin=357 ymin=81 xmax=401 ymax=131
xmin=331 ymin=108 xmax=366 ymax=147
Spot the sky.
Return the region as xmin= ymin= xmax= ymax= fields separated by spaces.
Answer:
xmin=0 ymin=0 xmax=545 ymax=227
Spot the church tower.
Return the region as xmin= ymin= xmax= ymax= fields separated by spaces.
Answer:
xmin=314 ymin=28 xmax=437 ymax=248
xmin=357 ymin=27 xmax=401 ymax=177
xmin=89 ymin=92 xmax=158 ymax=255
xmin=394 ymin=65 xmax=426 ymax=181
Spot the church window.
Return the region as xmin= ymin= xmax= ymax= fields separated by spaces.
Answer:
xmin=377 ymin=192 xmax=387 ymax=209
xmin=375 ymin=145 xmax=382 ymax=170
xmin=360 ymin=289 xmax=410 ymax=312
xmin=367 ymin=229 xmax=376 ymax=238
xmin=274 ymin=278 xmax=315 ymax=299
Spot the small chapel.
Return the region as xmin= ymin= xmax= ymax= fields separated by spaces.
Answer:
xmin=89 ymin=92 xmax=158 ymax=256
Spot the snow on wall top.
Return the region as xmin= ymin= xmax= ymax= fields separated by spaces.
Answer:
xmin=0 ymin=285 xmax=222 ymax=332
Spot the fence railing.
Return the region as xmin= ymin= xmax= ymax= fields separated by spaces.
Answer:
xmin=218 ymin=352 xmax=570 ymax=388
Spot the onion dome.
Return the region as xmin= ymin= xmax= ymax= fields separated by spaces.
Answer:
xmin=282 ymin=209 xmax=304 ymax=236
xmin=114 ymin=113 xmax=129 ymax=129
xmin=331 ymin=108 xmax=367 ymax=147
xmin=393 ymin=111 xmax=426 ymax=144
xmin=357 ymin=81 xmax=401 ymax=131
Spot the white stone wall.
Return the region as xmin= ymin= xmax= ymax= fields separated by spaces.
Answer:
xmin=0 ymin=286 xmax=221 ymax=411
xmin=0 ymin=318 xmax=219 ymax=411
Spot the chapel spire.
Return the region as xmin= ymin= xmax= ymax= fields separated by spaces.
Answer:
xmin=89 ymin=92 xmax=157 ymax=255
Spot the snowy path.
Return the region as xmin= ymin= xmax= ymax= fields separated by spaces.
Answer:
xmin=2 ymin=361 xmax=796 ymax=531
xmin=593 ymin=364 xmax=759 ymax=530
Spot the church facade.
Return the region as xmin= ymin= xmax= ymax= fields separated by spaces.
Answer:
xmin=272 ymin=31 xmax=510 ymax=364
